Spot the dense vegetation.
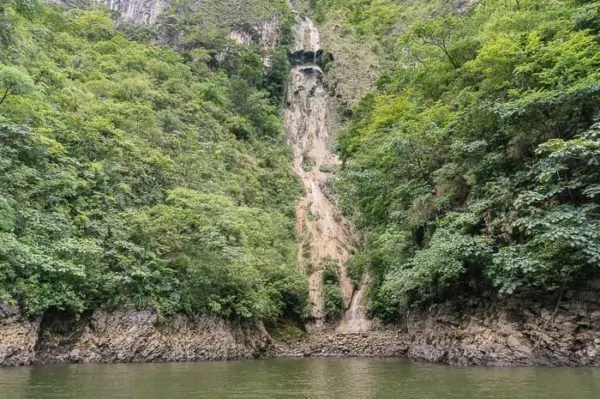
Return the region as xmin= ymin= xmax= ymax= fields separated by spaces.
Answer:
xmin=297 ymin=0 xmax=457 ymax=107
xmin=3 ymin=0 xmax=598 ymax=329
xmin=319 ymin=0 xmax=600 ymax=321
xmin=0 ymin=0 xmax=308 ymax=321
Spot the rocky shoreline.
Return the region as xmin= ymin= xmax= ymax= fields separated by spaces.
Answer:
xmin=2 ymin=289 xmax=600 ymax=368
xmin=0 ymin=306 xmax=271 ymax=367
xmin=273 ymin=292 xmax=600 ymax=366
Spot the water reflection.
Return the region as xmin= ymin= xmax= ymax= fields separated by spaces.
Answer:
xmin=0 ymin=358 xmax=599 ymax=399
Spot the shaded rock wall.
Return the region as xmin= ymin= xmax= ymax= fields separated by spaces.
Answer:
xmin=0 ymin=307 xmax=270 ymax=367
xmin=0 ymin=305 xmax=41 ymax=367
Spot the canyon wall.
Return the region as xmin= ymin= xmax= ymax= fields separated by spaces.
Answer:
xmin=17 ymin=0 xmax=598 ymax=369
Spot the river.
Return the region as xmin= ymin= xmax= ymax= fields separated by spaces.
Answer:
xmin=0 ymin=358 xmax=599 ymax=398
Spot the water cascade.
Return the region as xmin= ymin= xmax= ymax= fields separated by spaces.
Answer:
xmin=284 ymin=6 xmax=370 ymax=332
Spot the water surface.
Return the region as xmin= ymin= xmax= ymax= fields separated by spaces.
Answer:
xmin=0 ymin=358 xmax=598 ymax=398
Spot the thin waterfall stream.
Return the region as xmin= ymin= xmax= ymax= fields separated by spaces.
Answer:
xmin=284 ymin=4 xmax=370 ymax=332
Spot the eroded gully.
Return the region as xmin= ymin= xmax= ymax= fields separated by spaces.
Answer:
xmin=284 ymin=6 xmax=370 ymax=332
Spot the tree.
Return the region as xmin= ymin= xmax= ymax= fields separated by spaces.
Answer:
xmin=0 ymin=66 xmax=35 ymax=106
xmin=412 ymin=17 xmax=460 ymax=68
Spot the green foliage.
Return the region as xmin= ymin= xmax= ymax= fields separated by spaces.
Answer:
xmin=334 ymin=0 xmax=600 ymax=320
xmin=163 ymin=0 xmax=291 ymax=32
xmin=380 ymin=227 xmax=493 ymax=308
xmin=321 ymin=257 xmax=339 ymax=285
xmin=317 ymin=257 xmax=344 ymax=321
xmin=297 ymin=0 xmax=458 ymax=106
xmin=323 ymin=282 xmax=343 ymax=322
xmin=0 ymin=65 xmax=36 ymax=106
xmin=0 ymin=1 xmax=304 ymax=321
xmin=345 ymin=253 xmax=366 ymax=287
xmin=488 ymin=124 xmax=600 ymax=294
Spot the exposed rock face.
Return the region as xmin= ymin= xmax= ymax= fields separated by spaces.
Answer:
xmin=0 ymin=305 xmax=41 ymax=367
xmin=0 ymin=308 xmax=270 ymax=367
xmin=402 ymin=294 xmax=600 ymax=366
xmin=228 ymin=18 xmax=282 ymax=52
xmin=291 ymin=12 xmax=321 ymax=53
xmin=44 ymin=0 xmax=168 ymax=24
xmin=285 ymin=4 xmax=368 ymax=332
xmin=226 ymin=18 xmax=283 ymax=66
xmin=102 ymin=0 xmax=168 ymax=24
xmin=274 ymin=290 xmax=600 ymax=366
xmin=2 ymin=290 xmax=600 ymax=367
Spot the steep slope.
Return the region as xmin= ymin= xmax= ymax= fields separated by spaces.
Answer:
xmin=284 ymin=8 xmax=370 ymax=331
xmin=322 ymin=0 xmax=600 ymax=322
xmin=3 ymin=0 xmax=600 ymax=368
xmin=88 ymin=0 xmax=167 ymax=23
xmin=44 ymin=0 xmax=168 ymax=24
xmin=1 ymin=1 xmax=305 ymax=323
xmin=47 ymin=0 xmax=291 ymax=27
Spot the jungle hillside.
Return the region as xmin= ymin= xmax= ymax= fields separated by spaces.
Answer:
xmin=1 ymin=0 xmax=599 ymax=326
xmin=310 ymin=0 xmax=600 ymax=321
xmin=0 ymin=0 xmax=308 ymax=321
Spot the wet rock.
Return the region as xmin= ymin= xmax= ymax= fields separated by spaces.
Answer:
xmin=285 ymin=9 xmax=359 ymax=325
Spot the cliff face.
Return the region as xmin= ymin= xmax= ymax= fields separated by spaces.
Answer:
xmin=99 ymin=0 xmax=168 ymax=24
xmin=22 ymin=0 xmax=600 ymax=369
xmin=3 ymin=289 xmax=600 ymax=367
xmin=0 ymin=306 xmax=270 ymax=367
xmin=273 ymin=287 xmax=600 ymax=367
xmin=45 ymin=1 xmax=287 ymax=61
xmin=44 ymin=0 xmax=168 ymax=24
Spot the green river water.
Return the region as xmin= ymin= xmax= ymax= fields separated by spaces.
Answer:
xmin=0 ymin=358 xmax=598 ymax=398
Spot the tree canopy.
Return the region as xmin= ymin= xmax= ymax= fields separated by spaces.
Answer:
xmin=0 ymin=1 xmax=307 ymax=321
xmin=332 ymin=0 xmax=600 ymax=321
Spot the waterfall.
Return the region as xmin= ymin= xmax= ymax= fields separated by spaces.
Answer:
xmin=285 ymin=4 xmax=370 ymax=332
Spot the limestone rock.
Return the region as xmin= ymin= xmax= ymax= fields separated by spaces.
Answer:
xmin=273 ymin=290 xmax=600 ymax=366
xmin=0 ymin=307 xmax=271 ymax=367
xmin=45 ymin=0 xmax=168 ymax=24
xmin=0 ymin=304 xmax=40 ymax=367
